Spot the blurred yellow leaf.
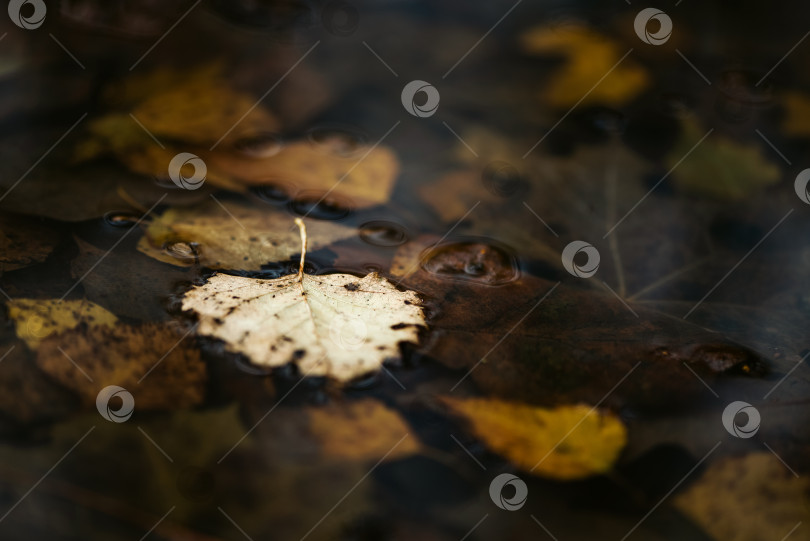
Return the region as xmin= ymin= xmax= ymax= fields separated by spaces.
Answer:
xmin=669 ymin=117 xmax=780 ymax=199
xmin=674 ymin=453 xmax=810 ymax=541
xmin=306 ymin=399 xmax=420 ymax=460
xmin=7 ymin=298 xmax=118 ymax=349
xmin=443 ymin=397 xmax=627 ymax=479
xmin=203 ymin=140 xmax=400 ymax=208
xmin=782 ymin=91 xmax=810 ymax=137
xmin=520 ymin=24 xmax=648 ymax=108
xmin=77 ymin=63 xmax=280 ymax=161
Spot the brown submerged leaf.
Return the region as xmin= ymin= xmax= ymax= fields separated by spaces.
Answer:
xmin=36 ymin=323 xmax=206 ymax=410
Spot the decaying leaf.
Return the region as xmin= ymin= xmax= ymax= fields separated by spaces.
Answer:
xmin=36 ymin=323 xmax=206 ymax=410
xmin=669 ymin=116 xmax=781 ymax=199
xmin=182 ymin=219 xmax=426 ymax=381
xmin=203 ymin=140 xmax=400 ymax=208
xmin=443 ymin=397 xmax=627 ymax=480
xmin=519 ymin=23 xmax=648 ymax=108
xmin=674 ymin=453 xmax=810 ymax=541
xmin=137 ymin=198 xmax=355 ymax=270
xmin=0 ymin=213 xmax=59 ymax=273
xmin=6 ymin=298 xmax=117 ymax=349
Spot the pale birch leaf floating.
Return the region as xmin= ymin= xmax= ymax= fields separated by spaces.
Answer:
xmin=182 ymin=219 xmax=426 ymax=381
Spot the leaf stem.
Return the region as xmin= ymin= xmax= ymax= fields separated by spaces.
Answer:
xmin=294 ymin=217 xmax=307 ymax=281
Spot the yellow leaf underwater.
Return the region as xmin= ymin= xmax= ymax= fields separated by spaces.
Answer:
xmin=75 ymin=63 xmax=280 ymax=162
xmin=137 ymin=198 xmax=355 ymax=270
xmin=674 ymin=453 xmax=810 ymax=541
xmin=443 ymin=398 xmax=627 ymax=480
xmin=203 ymin=140 xmax=400 ymax=209
xmin=7 ymin=298 xmax=118 ymax=349
xmin=306 ymin=399 xmax=420 ymax=461
xmin=668 ymin=116 xmax=781 ymax=200
xmin=520 ymin=23 xmax=648 ymax=108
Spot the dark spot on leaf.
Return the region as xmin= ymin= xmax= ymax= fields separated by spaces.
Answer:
xmin=344 ymin=282 xmax=360 ymax=291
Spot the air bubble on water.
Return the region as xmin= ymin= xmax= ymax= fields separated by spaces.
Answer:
xmin=103 ymin=211 xmax=140 ymax=227
xmin=164 ymin=241 xmax=198 ymax=261
xmin=422 ymin=241 xmax=518 ymax=285
xmin=359 ymin=221 xmax=409 ymax=247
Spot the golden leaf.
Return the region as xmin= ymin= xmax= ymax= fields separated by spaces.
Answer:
xmin=443 ymin=397 xmax=627 ymax=479
xmin=520 ymin=23 xmax=648 ymax=108
xmin=7 ymin=298 xmax=118 ymax=349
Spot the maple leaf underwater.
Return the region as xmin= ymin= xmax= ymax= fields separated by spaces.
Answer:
xmin=182 ymin=219 xmax=427 ymax=381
